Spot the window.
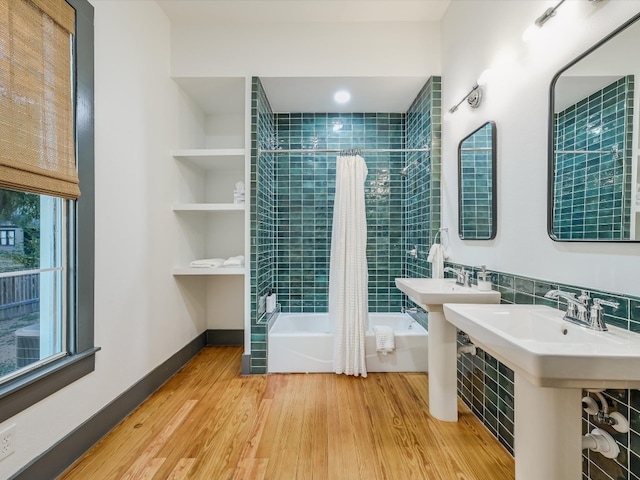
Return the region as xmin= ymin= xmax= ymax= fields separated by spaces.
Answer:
xmin=0 ymin=0 xmax=95 ymax=424
xmin=0 ymin=191 xmax=66 ymax=381
xmin=0 ymin=229 xmax=15 ymax=246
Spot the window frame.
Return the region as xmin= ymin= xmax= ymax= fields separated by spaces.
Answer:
xmin=0 ymin=0 xmax=96 ymax=424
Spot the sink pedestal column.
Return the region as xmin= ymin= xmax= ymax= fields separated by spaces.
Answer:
xmin=426 ymin=307 xmax=458 ymax=422
xmin=514 ymin=374 xmax=582 ymax=480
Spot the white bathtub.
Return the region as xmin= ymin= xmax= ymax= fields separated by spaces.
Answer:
xmin=267 ymin=312 xmax=428 ymax=373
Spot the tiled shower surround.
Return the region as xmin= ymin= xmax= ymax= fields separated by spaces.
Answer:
xmin=443 ymin=262 xmax=640 ymax=480
xmin=274 ymin=113 xmax=405 ymax=312
xmin=249 ymin=77 xmax=441 ymax=373
xmin=249 ymin=77 xmax=275 ymax=373
xmin=553 ymin=76 xmax=634 ymax=240
xmin=404 ymin=77 xmax=442 ymax=283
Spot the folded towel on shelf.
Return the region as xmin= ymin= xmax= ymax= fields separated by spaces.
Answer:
xmin=373 ymin=325 xmax=395 ymax=355
xmin=222 ymin=255 xmax=245 ymax=267
xmin=427 ymin=243 xmax=446 ymax=279
xmin=189 ymin=258 xmax=225 ymax=268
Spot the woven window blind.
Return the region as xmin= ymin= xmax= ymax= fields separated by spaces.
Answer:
xmin=0 ymin=0 xmax=79 ymax=199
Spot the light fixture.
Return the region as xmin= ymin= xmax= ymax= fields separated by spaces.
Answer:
xmin=448 ymin=70 xmax=492 ymax=114
xmin=334 ymin=90 xmax=351 ymax=104
xmin=523 ymin=0 xmax=602 ymax=42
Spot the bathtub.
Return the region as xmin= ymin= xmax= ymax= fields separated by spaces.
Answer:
xmin=267 ymin=313 xmax=428 ymax=374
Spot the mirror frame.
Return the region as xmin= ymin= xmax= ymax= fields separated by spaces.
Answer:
xmin=458 ymin=121 xmax=498 ymax=240
xmin=548 ymin=12 xmax=640 ymax=242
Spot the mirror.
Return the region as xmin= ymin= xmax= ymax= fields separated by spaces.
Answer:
xmin=549 ymin=13 xmax=640 ymax=241
xmin=458 ymin=121 xmax=497 ymax=240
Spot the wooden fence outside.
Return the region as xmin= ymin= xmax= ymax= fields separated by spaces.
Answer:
xmin=0 ymin=274 xmax=39 ymax=320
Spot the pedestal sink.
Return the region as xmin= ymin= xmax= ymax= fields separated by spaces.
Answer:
xmin=443 ymin=304 xmax=640 ymax=480
xmin=394 ymin=278 xmax=500 ymax=421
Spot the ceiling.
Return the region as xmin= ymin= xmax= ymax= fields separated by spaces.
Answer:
xmin=158 ymin=0 xmax=450 ymax=113
xmin=157 ymin=0 xmax=451 ymax=24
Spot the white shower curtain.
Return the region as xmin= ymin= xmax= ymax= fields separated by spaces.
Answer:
xmin=330 ymin=155 xmax=369 ymax=377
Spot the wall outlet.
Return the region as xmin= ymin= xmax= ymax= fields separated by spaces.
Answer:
xmin=0 ymin=424 xmax=16 ymax=461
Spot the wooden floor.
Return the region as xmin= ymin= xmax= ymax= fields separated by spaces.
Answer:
xmin=59 ymin=347 xmax=515 ymax=480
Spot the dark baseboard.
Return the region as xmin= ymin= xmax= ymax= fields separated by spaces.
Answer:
xmin=206 ymin=329 xmax=244 ymax=346
xmin=10 ymin=332 xmax=207 ymax=480
xmin=242 ymin=353 xmax=251 ymax=375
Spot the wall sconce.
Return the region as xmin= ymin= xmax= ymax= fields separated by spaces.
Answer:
xmin=448 ymin=69 xmax=492 ymax=115
xmin=523 ymin=0 xmax=603 ymax=42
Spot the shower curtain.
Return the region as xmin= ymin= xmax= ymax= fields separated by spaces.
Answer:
xmin=330 ymin=155 xmax=369 ymax=377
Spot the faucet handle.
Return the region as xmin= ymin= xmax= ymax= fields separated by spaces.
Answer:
xmin=593 ymin=298 xmax=620 ymax=310
xmin=589 ymin=298 xmax=619 ymax=332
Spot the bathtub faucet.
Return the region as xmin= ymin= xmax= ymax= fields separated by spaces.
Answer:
xmin=401 ymin=306 xmax=418 ymax=314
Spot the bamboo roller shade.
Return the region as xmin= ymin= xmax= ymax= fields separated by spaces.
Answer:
xmin=0 ymin=0 xmax=79 ymax=200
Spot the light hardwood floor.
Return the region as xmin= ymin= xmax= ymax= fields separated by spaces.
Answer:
xmin=59 ymin=347 xmax=515 ymax=480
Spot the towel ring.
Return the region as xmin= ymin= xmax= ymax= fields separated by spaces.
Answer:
xmin=434 ymin=227 xmax=448 ymax=244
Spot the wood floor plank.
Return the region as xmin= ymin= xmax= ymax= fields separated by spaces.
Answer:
xmin=58 ymin=347 xmax=515 ymax=480
xmin=166 ymin=458 xmax=196 ymax=480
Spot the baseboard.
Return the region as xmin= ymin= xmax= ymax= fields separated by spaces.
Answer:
xmin=242 ymin=353 xmax=251 ymax=375
xmin=206 ymin=329 xmax=244 ymax=346
xmin=10 ymin=332 xmax=207 ymax=480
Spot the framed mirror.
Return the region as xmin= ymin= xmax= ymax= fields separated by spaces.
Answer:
xmin=549 ymin=13 xmax=640 ymax=241
xmin=458 ymin=121 xmax=497 ymax=240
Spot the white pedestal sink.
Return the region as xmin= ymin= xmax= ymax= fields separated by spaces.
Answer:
xmin=443 ymin=304 xmax=640 ymax=480
xmin=394 ymin=278 xmax=500 ymax=421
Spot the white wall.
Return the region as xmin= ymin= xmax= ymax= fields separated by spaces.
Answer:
xmin=441 ymin=0 xmax=640 ymax=297
xmin=0 ymin=2 xmax=206 ymax=477
xmin=170 ymin=21 xmax=440 ymax=77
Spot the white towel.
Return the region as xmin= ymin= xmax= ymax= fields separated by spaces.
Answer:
xmin=427 ymin=243 xmax=445 ymax=279
xmin=223 ymin=255 xmax=245 ymax=267
xmin=373 ymin=325 xmax=395 ymax=355
xmin=189 ymin=258 xmax=225 ymax=268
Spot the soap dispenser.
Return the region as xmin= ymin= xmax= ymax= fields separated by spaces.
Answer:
xmin=477 ymin=266 xmax=492 ymax=291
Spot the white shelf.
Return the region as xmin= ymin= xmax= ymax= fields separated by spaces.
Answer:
xmin=173 ymin=267 xmax=246 ymax=276
xmin=172 ymin=149 xmax=245 ymax=171
xmin=172 ymin=203 xmax=245 ymax=212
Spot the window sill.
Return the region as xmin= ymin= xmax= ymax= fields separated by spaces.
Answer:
xmin=0 ymin=347 xmax=100 ymax=424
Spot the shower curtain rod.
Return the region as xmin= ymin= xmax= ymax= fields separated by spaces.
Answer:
xmin=258 ymin=147 xmax=430 ymax=155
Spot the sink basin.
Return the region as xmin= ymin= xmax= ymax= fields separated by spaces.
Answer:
xmin=443 ymin=303 xmax=640 ymax=389
xmin=394 ymin=277 xmax=500 ymax=312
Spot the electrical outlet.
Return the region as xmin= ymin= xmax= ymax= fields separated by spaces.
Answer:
xmin=0 ymin=424 xmax=16 ymax=461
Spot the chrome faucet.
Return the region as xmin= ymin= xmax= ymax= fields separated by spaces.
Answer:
xmin=444 ymin=267 xmax=471 ymax=287
xmin=544 ymin=289 xmax=619 ymax=331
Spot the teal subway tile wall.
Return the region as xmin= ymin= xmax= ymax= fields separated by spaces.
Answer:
xmin=249 ymin=77 xmax=275 ymax=374
xmin=553 ymin=76 xmax=634 ymax=240
xmin=404 ymin=77 xmax=442 ymax=327
xmin=404 ymin=78 xmax=442 ymax=278
xmin=273 ymin=113 xmax=405 ymax=313
xmin=446 ymin=262 xmax=640 ymax=479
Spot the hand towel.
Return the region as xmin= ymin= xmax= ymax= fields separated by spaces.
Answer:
xmin=189 ymin=258 xmax=225 ymax=268
xmin=427 ymin=243 xmax=445 ymax=279
xmin=373 ymin=325 xmax=395 ymax=355
xmin=223 ymin=255 xmax=245 ymax=267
